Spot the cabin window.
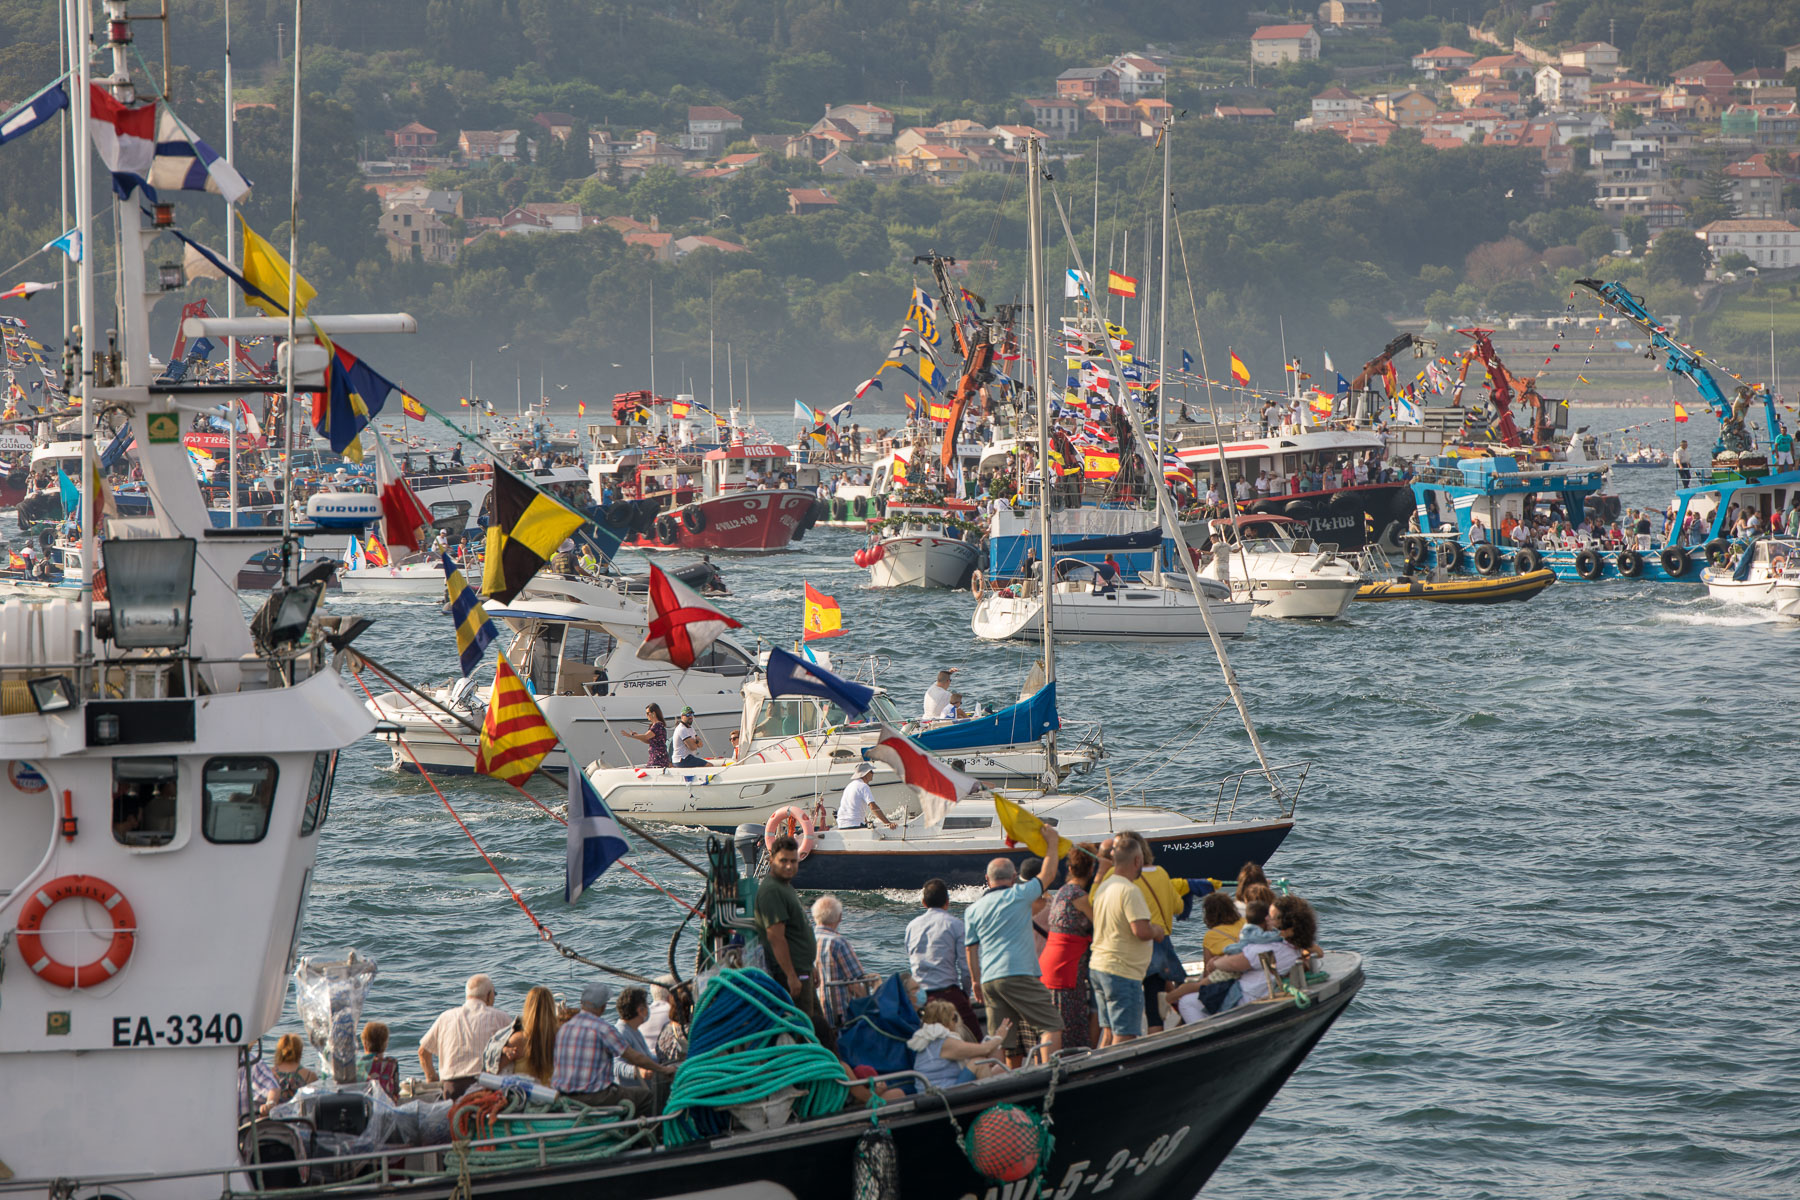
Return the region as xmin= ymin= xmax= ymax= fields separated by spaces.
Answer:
xmin=691 ymin=643 xmax=751 ymax=676
xmin=203 ymin=757 xmax=279 ymax=844
xmin=113 ymin=757 xmax=179 ymax=847
xmin=562 ymin=626 xmax=616 ymax=665
xmin=527 ymin=626 xmax=563 ymax=694
xmin=300 ymin=751 xmax=336 ymax=836
xmin=751 ymin=700 xmax=810 ymax=740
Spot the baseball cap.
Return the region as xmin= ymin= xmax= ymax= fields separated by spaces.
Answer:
xmin=580 ymin=981 xmax=612 ymax=1012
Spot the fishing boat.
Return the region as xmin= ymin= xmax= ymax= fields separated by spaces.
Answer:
xmin=856 ymin=495 xmax=982 ymax=589
xmin=972 ymin=558 xmax=1252 ymax=642
xmin=337 ymin=535 xmax=453 ymax=594
xmin=598 ymin=441 xmax=825 ymax=553
xmin=1699 ymin=538 xmax=1799 ymax=607
xmin=1198 ymin=516 xmax=1366 ymax=620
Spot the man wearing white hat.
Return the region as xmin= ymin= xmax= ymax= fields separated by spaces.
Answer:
xmin=836 ymin=761 xmax=896 ymax=830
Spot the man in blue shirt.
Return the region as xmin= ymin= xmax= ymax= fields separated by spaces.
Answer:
xmin=964 ymin=831 xmax=1063 ymax=1068
xmin=906 ymin=878 xmax=980 ymax=1037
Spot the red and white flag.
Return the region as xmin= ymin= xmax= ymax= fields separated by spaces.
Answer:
xmin=88 ymin=84 xmax=155 ymax=189
xmin=638 ymin=563 xmax=743 ymax=670
xmin=867 ymin=725 xmax=983 ymax=827
xmin=373 ymin=436 xmax=434 ymax=552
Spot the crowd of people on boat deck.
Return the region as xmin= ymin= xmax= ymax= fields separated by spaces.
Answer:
xmin=1446 ymin=491 xmax=1800 ymax=554
xmin=246 ymin=839 xmax=1321 ymax=1120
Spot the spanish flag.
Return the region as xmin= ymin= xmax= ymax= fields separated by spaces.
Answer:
xmin=1106 ymin=271 xmax=1138 ymax=298
xmin=482 ymin=465 xmax=586 ymax=604
xmin=401 ymin=392 xmax=426 ymax=421
xmin=670 ymin=399 xmax=691 ymax=419
xmin=475 ymin=656 xmax=559 ymax=785
xmin=1673 ymin=401 xmax=1689 ymax=423
xmin=803 ymin=581 xmax=844 ymax=641
xmin=363 ymin=534 xmax=391 ymax=567
xmin=1230 ymin=351 xmax=1251 ymax=387
xmin=578 ymin=400 xmax=587 ymax=417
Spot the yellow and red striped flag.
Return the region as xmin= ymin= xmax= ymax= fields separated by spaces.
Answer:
xmin=1230 ymin=351 xmax=1251 ymax=387
xmin=476 ymin=656 xmax=559 ymax=785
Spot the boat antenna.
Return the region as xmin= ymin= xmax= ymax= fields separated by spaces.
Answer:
xmin=1025 ymin=137 xmax=1056 ymax=783
xmin=1047 ymin=181 xmax=1286 ymax=803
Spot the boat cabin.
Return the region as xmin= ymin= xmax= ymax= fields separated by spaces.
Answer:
xmin=492 ymin=602 xmax=754 ymax=698
xmin=739 ymin=679 xmax=905 ymax=748
xmin=1668 ymin=470 xmax=1800 ymax=547
xmin=1408 ymin=453 xmax=1611 ymax=543
xmin=1174 ymin=428 xmax=1386 ymax=493
xmin=703 ymin=442 xmax=799 ymax=498
xmin=595 ymin=449 xmax=703 ymax=505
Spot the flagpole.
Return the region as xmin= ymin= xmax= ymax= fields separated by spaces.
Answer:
xmin=57 ymin=0 xmax=70 ymax=363
xmin=1025 ymin=136 xmax=1057 ymax=782
xmin=280 ymin=0 xmax=303 ymax=564
xmin=72 ymin=0 xmax=94 ymax=664
xmin=225 ymin=0 xmax=239 ymax=527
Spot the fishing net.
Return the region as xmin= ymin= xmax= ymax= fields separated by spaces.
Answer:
xmin=852 ymin=1124 xmax=900 ymax=1200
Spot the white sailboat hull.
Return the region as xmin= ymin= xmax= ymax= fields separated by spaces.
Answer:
xmin=971 ymin=587 xmax=1252 ymax=642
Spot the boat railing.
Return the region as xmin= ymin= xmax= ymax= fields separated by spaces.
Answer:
xmin=1125 ymin=759 xmax=1311 ymax=822
xmin=0 ymin=640 xmax=333 ymax=707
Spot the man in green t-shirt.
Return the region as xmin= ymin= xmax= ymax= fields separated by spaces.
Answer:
xmin=753 ymin=835 xmax=834 ymax=1049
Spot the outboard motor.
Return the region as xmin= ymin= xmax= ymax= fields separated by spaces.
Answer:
xmin=446 ymin=674 xmax=482 ymax=715
xmin=733 ymin=823 xmax=766 ymax=877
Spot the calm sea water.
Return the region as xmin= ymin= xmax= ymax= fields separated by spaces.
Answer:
xmin=288 ymin=407 xmax=1799 ymax=1198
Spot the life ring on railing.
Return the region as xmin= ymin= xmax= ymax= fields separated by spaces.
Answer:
xmin=970 ymin=568 xmax=985 ymax=597
xmin=14 ymin=874 xmax=137 ymax=990
xmin=764 ymin=805 xmax=816 ymax=858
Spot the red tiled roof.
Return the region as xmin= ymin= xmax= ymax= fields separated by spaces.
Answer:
xmin=1252 ymin=24 xmax=1316 ymax=39
xmin=688 ymin=106 xmax=743 ymax=122
xmin=1419 ymin=46 xmax=1475 ymax=58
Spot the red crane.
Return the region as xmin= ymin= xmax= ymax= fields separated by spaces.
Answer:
xmin=1456 ymin=328 xmax=1523 ymax=448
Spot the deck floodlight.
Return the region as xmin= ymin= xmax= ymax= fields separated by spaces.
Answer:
xmin=28 ymin=674 xmax=76 ymax=714
xmin=102 ymin=538 xmax=197 ymax=649
xmin=253 ymin=581 xmax=325 ymax=650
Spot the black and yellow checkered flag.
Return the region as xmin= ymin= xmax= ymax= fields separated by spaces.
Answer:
xmin=481 ymin=465 xmax=586 ymax=604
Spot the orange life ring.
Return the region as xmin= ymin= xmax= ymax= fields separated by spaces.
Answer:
xmin=763 ymin=805 xmax=816 ymax=858
xmin=15 ymin=874 xmax=136 ymax=989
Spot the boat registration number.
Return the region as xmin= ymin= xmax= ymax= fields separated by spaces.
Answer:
xmin=956 ymin=1125 xmax=1189 ymax=1200
xmin=1158 ymin=839 xmax=1216 ymax=852
xmin=112 ymin=1013 xmax=245 ymax=1047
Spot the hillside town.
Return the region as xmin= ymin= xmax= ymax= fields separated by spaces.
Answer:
xmin=355 ymin=16 xmax=1800 ymax=280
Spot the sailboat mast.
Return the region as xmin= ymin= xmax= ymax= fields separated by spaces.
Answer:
xmin=225 ymin=0 xmax=239 ymax=525
xmin=1156 ymin=113 xmax=1172 ymax=449
xmin=72 ymin=0 xmax=95 ymax=649
xmin=278 ymin=0 xmax=304 ymax=561
xmin=649 ymin=274 xmax=656 ymax=397
xmin=1026 ymin=137 xmax=1057 ymax=766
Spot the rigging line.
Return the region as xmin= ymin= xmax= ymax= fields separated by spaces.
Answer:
xmin=0 ymin=200 xmax=115 ymax=284
xmin=352 ymin=656 xmax=703 ymax=914
xmin=1169 ymin=199 xmax=1217 ymax=419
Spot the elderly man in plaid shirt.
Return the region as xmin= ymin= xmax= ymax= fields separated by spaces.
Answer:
xmin=811 ymin=895 xmax=874 ymax=1028
xmin=552 ymin=981 xmax=673 ymax=1114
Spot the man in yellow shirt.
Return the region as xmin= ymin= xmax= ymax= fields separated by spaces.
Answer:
xmin=1087 ymin=838 xmax=1157 ymax=1045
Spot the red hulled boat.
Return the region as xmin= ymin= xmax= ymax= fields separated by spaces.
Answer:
xmin=597 ymin=441 xmax=823 ymax=553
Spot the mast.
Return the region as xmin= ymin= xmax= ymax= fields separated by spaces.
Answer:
xmin=1026 ymin=137 xmax=1057 ymax=778
xmin=1156 ymin=113 xmax=1172 ymax=450
xmin=279 ymin=0 xmax=304 ymax=562
xmin=72 ymin=0 xmax=95 ymax=653
xmin=648 ymin=273 xmax=656 ymax=398
xmin=1049 ymin=185 xmax=1285 ymax=800
xmin=225 ymin=0 xmax=239 ymax=525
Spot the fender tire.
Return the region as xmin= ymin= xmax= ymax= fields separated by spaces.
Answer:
xmin=1703 ymin=538 xmax=1731 ymax=567
xmin=603 ymin=501 xmax=635 ymax=531
xmin=1616 ymin=548 xmax=1643 ymax=578
xmin=655 ymin=514 xmax=680 ymax=545
xmin=1473 ymin=544 xmax=1501 ymax=575
xmin=681 ymin=506 xmax=705 ymax=534
xmin=1513 ymin=548 xmax=1543 ymax=575
xmin=1660 ymin=546 xmax=1689 ymax=578
xmin=1576 ymin=548 xmax=1604 ymax=580
xmin=1402 ymin=535 xmax=1426 ymax=569
xmin=1438 ymin=542 xmax=1463 ymax=572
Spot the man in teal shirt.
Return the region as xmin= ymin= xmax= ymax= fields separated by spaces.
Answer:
xmin=964 ymin=826 xmax=1064 ymax=1068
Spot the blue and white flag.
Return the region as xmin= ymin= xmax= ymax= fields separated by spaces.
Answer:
xmin=1393 ymin=395 xmax=1422 ymax=425
xmin=99 ymin=423 xmax=133 ymax=470
xmin=910 ymin=286 xmax=936 ymax=314
xmin=566 ymin=767 xmax=629 ymax=903
xmin=150 ymin=107 xmax=251 ymax=203
xmin=1335 ymin=371 xmax=1350 ymax=395
xmin=765 ymin=645 xmax=874 ymax=718
xmin=1323 ymin=350 xmax=1335 ymax=375
xmin=44 ymin=228 xmax=81 ymax=264
xmin=0 ymin=79 xmax=68 ymax=146
xmin=1064 ymin=268 xmax=1090 ymax=299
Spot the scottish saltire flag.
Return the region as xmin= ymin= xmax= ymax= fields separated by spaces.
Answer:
xmin=566 ymin=768 xmax=629 ymax=903
xmin=151 ymin=108 xmax=250 ymax=202
xmin=0 ymin=79 xmax=68 ymax=146
xmin=442 ymin=555 xmax=497 ymax=677
xmin=765 ymin=646 xmax=873 ymax=717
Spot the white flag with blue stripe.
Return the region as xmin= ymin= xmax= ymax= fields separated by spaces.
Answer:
xmin=566 ymin=767 xmax=629 ymax=903
xmin=0 ymin=79 xmax=68 ymax=146
xmin=150 ymin=107 xmax=251 ymax=203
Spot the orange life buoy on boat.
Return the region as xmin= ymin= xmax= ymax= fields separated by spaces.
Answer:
xmin=14 ymin=874 xmax=136 ymax=989
xmin=764 ymin=805 xmax=816 ymax=858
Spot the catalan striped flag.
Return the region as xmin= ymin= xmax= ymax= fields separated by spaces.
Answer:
xmin=476 ymin=655 xmax=559 ymax=784
xmin=442 ymin=554 xmax=497 ymax=678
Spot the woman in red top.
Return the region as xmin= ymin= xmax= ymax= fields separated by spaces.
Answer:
xmin=1038 ymin=845 xmax=1099 ymax=1049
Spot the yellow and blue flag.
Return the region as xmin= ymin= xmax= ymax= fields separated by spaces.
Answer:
xmin=442 ymin=554 xmax=497 ymax=677
xmin=314 ymin=341 xmax=400 ymax=463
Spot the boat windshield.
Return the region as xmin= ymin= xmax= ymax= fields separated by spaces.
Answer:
xmin=833 ymin=693 xmax=903 ymax=726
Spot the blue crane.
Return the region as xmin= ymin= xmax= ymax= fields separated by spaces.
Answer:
xmin=1576 ymin=278 xmax=1776 ymax=456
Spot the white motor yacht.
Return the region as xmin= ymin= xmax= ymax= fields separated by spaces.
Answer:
xmin=1203 ymin=516 xmax=1368 ymax=619
xmin=1700 ymin=538 xmax=1798 ymax=607
xmin=972 ymin=557 xmax=1252 ymax=642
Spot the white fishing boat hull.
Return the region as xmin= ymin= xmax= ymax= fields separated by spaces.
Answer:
xmin=1701 ymin=573 xmax=1785 ymax=607
xmin=867 ymin=534 xmax=979 ymax=589
xmin=1774 ymin=581 xmax=1800 ymax=619
xmin=971 ymin=585 xmax=1251 ymax=642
